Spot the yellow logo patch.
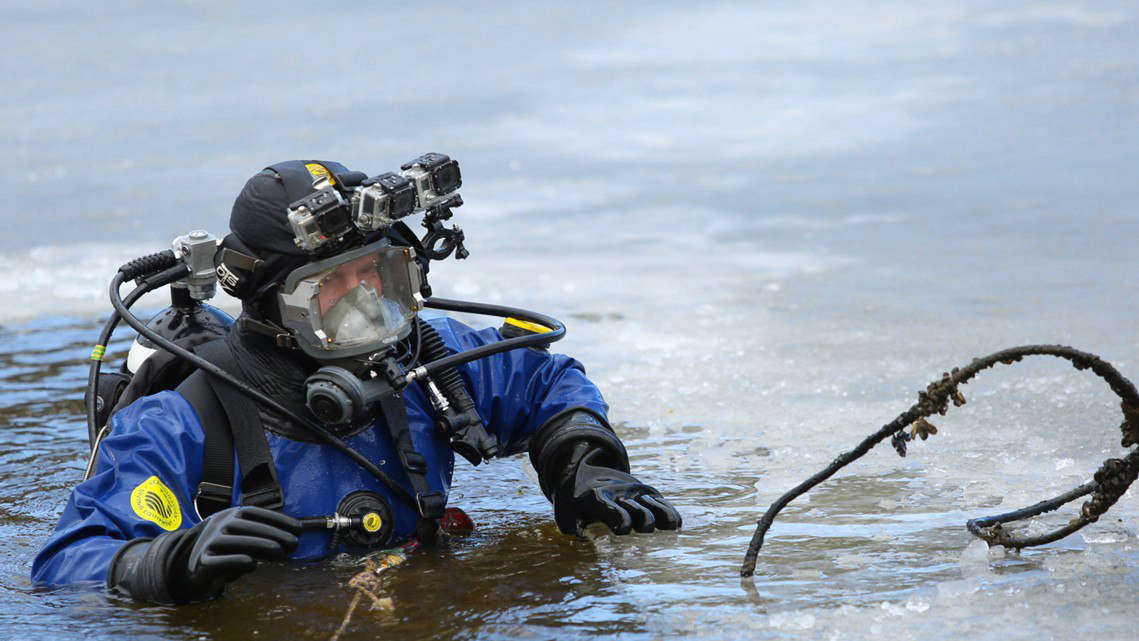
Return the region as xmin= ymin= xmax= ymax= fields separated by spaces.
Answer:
xmin=130 ymin=476 xmax=182 ymax=531
xmin=304 ymin=162 xmax=335 ymax=186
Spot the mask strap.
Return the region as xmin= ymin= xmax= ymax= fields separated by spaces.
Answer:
xmin=237 ymin=316 xmax=298 ymax=350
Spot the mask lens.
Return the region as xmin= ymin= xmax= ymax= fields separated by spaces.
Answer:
xmin=277 ymin=242 xmax=419 ymax=357
xmin=316 ymin=253 xmax=386 ymax=317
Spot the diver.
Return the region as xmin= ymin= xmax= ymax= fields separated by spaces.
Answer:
xmin=31 ymin=157 xmax=681 ymax=604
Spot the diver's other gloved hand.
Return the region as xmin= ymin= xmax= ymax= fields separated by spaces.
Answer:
xmin=552 ymin=443 xmax=682 ymax=535
xmin=108 ymin=506 xmax=301 ymax=603
xmin=170 ymin=506 xmax=300 ymax=602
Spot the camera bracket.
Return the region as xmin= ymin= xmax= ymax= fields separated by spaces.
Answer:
xmin=419 ymin=195 xmax=469 ymax=261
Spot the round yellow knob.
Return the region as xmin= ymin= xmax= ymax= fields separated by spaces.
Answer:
xmin=362 ymin=512 xmax=383 ymax=533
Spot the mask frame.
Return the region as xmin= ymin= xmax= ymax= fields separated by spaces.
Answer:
xmin=276 ymin=239 xmax=424 ymax=359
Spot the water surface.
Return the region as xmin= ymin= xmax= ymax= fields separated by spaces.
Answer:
xmin=2 ymin=1 xmax=1137 ymax=639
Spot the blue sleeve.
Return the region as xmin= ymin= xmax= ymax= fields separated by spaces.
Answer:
xmin=31 ymin=391 xmax=206 ymax=587
xmin=428 ymin=317 xmax=610 ymax=457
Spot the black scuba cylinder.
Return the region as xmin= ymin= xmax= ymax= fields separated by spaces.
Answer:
xmin=85 ymin=263 xmax=193 ymax=450
xmin=89 ymin=292 xmax=233 ymax=448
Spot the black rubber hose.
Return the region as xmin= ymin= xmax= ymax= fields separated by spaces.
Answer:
xmin=298 ymin=516 xmax=361 ymax=530
xmin=85 ymin=265 xmax=190 ymax=445
xmin=415 ymin=317 xmax=475 ymax=414
xmin=119 ymin=250 xmax=178 ymax=281
xmin=109 ymin=272 xmax=418 ymax=512
xmin=415 ymin=297 xmax=565 ymax=379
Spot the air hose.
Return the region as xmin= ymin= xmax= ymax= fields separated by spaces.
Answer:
xmin=409 ymin=297 xmax=564 ymax=381
xmin=416 ymin=317 xmax=470 ymax=410
xmin=119 ymin=250 xmax=178 ymax=280
xmin=85 ymin=257 xmax=187 ymax=446
xmin=740 ymin=344 xmax=1139 ymax=577
xmin=414 ymin=316 xmax=494 ymax=461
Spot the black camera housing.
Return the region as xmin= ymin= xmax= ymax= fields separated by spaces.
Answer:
xmin=288 ymin=154 xmax=464 ymax=254
xmin=287 ymin=187 xmax=357 ymax=253
xmin=365 ymin=172 xmax=417 ymax=219
xmin=307 ymin=191 xmax=352 ymax=236
xmin=401 ymin=153 xmax=462 ymax=199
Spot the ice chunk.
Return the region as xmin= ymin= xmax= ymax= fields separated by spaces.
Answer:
xmin=959 ymin=539 xmax=991 ymax=576
xmin=768 ymin=611 xmax=816 ymax=631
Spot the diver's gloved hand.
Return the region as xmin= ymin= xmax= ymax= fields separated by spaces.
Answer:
xmin=170 ymin=506 xmax=301 ymax=601
xmin=108 ymin=506 xmax=301 ymax=603
xmin=552 ymin=444 xmax=682 ymax=535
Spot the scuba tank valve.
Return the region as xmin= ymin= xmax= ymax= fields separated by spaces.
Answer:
xmin=171 ymin=230 xmax=220 ymax=301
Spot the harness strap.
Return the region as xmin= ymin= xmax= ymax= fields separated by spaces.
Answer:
xmin=237 ymin=316 xmax=298 ymax=349
xmin=194 ymin=340 xmax=285 ymax=513
xmin=178 ymin=372 xmax=236 ymax=519
xmin=378 ymin=394 xmax=444 ymax=523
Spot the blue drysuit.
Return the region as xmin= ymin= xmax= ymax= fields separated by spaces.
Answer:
xmin=32 ymin=317 xmax=608 ymax=587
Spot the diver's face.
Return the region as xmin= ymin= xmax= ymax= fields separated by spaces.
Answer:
xmin=316 ymin=254 xmax=384 ymax=317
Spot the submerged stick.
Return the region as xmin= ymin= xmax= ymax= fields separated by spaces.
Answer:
xmin=740 ymin=344 xmax=1139 ymax=577
xmin=330 ymin=593 xmax=362 ymax=641
xmin=330 ymin=551 xmax=407 ymax=640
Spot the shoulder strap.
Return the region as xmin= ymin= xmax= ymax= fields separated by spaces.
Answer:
xmin=178 ymin=372 xmax=236 ymax=519
xmin=194 ymin=340 xmax=285 ymax=512
xmin=378 ymin=394 xmax=444 ymax=526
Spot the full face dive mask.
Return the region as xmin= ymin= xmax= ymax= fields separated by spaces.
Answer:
xmin=276 ymin=239 xmax=423 ymax=360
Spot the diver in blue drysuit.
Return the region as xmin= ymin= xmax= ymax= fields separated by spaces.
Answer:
xmin=32 ymin=160 xmax=681 ymax=604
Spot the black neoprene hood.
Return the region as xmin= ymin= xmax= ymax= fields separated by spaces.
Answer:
xmin=222 ymin=161 xmax=359 ymax=304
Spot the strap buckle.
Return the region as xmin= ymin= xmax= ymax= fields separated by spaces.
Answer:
xmin=403 ymin=451 xmax=428 ymax=474
xmin=238 ymin=317 xmax=298 ymax=350
xmin=415 ymin=491 xmax=445 ymax=519
xmin=194 ymin=481 xmax=233 ymax=519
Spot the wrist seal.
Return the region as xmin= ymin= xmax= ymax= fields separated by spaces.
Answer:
xmin=107 ymin=529 xmax=196 ymax=604
xmin=529 ymin=408 xmax=629 ymax=499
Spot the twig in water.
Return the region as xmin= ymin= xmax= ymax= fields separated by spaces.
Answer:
xmin=330 ymin=552 xmax=407 ymax=640
xmin=740 ymin=344 xmax=1139 ymax=577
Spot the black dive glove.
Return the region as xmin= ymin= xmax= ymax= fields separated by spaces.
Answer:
xmin=530 ymin=410 xmax=681 ymax=535
xmin=552 ymin=443 xmax=682 ymax=535
xmin=108 ymin=506 xmax=301 ymax=603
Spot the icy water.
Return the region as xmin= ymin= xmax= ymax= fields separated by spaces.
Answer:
xmin=3 ymin=1 xmax=1139 ymax=639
